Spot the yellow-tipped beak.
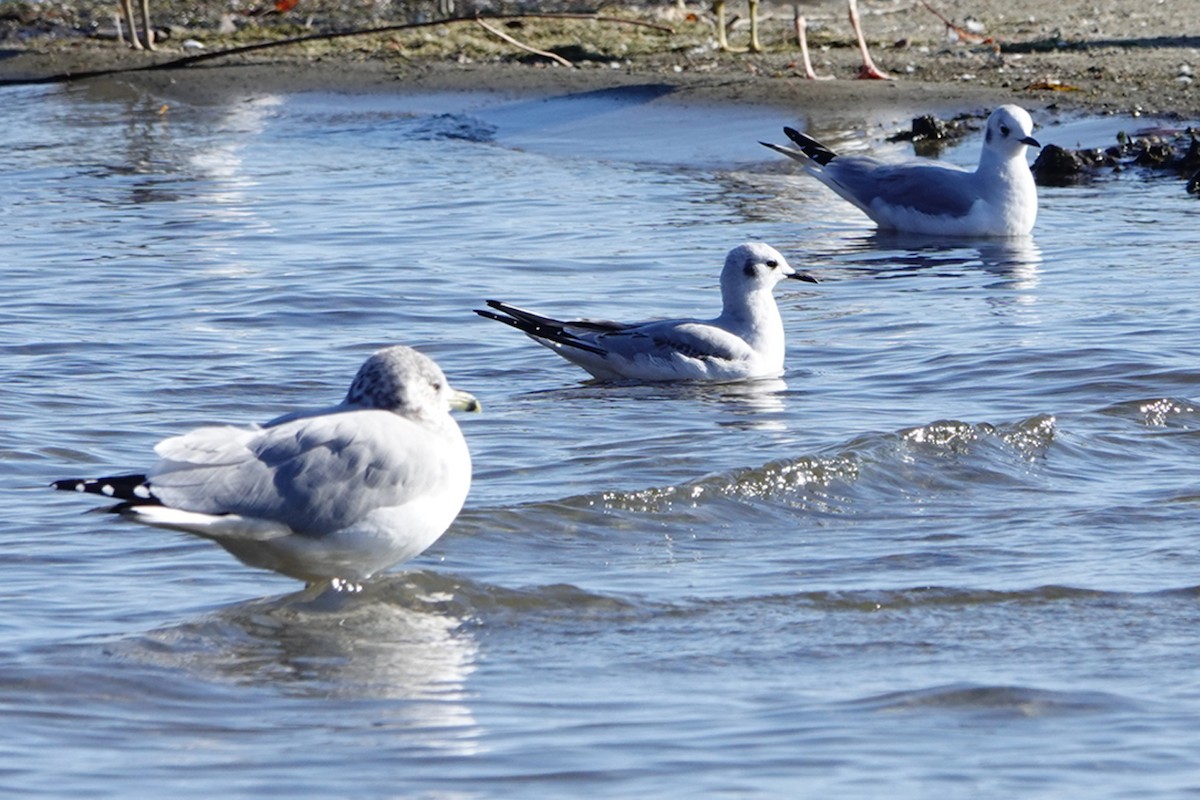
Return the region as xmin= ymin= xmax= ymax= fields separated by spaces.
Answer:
xmin=450 ymin=389 xmax=482 ymax=413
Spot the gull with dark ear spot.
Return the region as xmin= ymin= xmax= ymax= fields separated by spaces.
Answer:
xmin=475 ymin=243 xmax=819 ymax=384
xmin=762 ymin=105 xmax=1042 ymax=237
xmin=52 ymin=345 xmax=480 ymax=592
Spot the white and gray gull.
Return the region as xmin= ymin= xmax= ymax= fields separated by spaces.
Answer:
xmin=762 ymin=105 xmax=1042 ymax=237
xmin=53 ymin=345 xmax=480 ymax=589
xmin=475 ymin=243 xmax=818 ymax=384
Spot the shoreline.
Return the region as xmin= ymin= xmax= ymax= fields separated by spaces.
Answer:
xmin=0 ymin=1 xmax=1196 ymax=131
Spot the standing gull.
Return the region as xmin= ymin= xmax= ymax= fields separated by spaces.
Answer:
xmin=762 ymin=105 xmax=1042 ymax=237
xmin=52 ymin=345 xmax=480 ymax=590
xmin=475 ymin=243 xmax=818 ymax=384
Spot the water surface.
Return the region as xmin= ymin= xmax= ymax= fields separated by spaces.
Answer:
xmin=2 ymin=75 xmax=1200 ymax=797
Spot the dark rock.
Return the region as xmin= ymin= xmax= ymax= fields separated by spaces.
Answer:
xmin=1133 ymin=142 xmax=1174 ymax=166
xmin=1032 ymin=144 xmax=1092 ymax=185
xmin=910 ymin=114 xmax=949 ymax=141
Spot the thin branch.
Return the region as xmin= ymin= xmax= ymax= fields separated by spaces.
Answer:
xmin=476 ymin=17 xmax=574 ymax=68
xmin=919 ymin=0 xmax=995 ymax=46
xmin=0 ymin=12 xmax=674 ymax=86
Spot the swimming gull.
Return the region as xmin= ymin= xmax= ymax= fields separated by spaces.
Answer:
xmin=475 ymin=242 xmax=818 ymax=384
xmin=53 ymin=345 xmax=480 ymax=590
xmin=762 ymin=104 xmax=1042 ymax=237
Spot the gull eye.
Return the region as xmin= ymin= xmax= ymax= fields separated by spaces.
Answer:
xmin=1000 ymin=124 xmax=1011 ymax=137
xmin=766 ymin=259 xmax=779 ymax=268
xmin=431 ymin=381 xmax=443 ymax=392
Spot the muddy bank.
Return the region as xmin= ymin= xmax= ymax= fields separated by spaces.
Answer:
xmin=0 ymin=0 xmax=1196 ymax=120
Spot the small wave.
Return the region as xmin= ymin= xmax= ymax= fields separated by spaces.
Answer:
xmin=1101 ymin=396 xmax=1200 ymax=428
xmin=846 ymin=683 xmax=1138 ymax=716
xmin=400 ymin=113 xmax=497 ymax=142
xmin=593 ymin=452 xmax=863 ymax=514
xmin=900 ymin=414 xmax=1057 ymax=461
xmin=548 ymin=414 xmax=1059 ymax=514
xmin=730 ymin=583 xmax=1117 ymax=613
xmin=361 ymin=570 xmax=643 ymax=621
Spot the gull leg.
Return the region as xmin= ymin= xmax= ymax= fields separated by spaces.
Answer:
xmin=137 ymin=0 xmax=155 ymax=50
xmin=119 ymin=0 xmax=143 ymax=49
xmin=849 ymin=0 xmax=892 ymax=80
xmin=748 ymin=0 xmax=762 ymax=53
xmin=713 ymin=0 xmax=752 ymax=53
xmin=714 ymin=0 xmax=732 ymax=51
xmin=795 ymin=11 xmax=834 ymax=79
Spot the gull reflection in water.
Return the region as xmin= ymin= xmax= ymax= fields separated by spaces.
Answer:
xmin=539 ymin=376 xmax=791 ymax=432
xmin=708 ymin=378 xmax=789 ymax=431
xmin=130 ymin=572 xmax=484 ymax=755
xmin=857 ymin=231 xmax=1043 ymax=292
xmin=974 ymin=236 xmax=1042 ymax=293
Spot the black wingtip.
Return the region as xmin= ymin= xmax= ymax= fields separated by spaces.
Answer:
xmin=782 ymin=126 xmax=838 ymax=166
xmin=474 ymin=301 xmax=607 ymax=356
xmin=51 ymin=474 xmax=157 ymax=504
xmin=473 ymin=308 xmax=508 ymax=323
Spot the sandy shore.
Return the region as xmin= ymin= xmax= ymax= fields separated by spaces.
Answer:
xmin=0 ymin=0 xmax=1196 ymax=120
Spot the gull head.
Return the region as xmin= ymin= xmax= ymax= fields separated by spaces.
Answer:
xmin=723 ymin=242 xmax=819 ymax=294
xmin=984 ymin=104 xmax=1041 ymax=156
xmin=345 ymin=345 xmax=480 ymax=417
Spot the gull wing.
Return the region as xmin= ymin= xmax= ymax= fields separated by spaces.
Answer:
xmin=149 ymin=411 xmax=453 ymax=538
xmin=475 ymin=300 xmax=625 ymax=355
xmin=595 ymin=320 xmax=754 ymax=365
xmin=823 ymin=159 xmax=979 ymax=218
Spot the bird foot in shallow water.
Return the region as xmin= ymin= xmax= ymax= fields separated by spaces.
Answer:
xmin=321 ymin=577 xmax=364 ymax=593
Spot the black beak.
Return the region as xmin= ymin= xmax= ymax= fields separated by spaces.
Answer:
xmin=788 ymin=272 xmax=820 ymax=284
xmin=1021 ymin=136 xmax=1041 ymax=148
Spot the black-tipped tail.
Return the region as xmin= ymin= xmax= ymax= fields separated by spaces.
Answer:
xmin=782 ymin=127 xmax=838 ymax=166
xmin=475 ymin=300 xmax=607 ymax=356
xmin=52 ymin=474 xmax=159 ymax=507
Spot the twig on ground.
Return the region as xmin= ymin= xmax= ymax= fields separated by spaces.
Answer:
xmin=919 ymin=0 xmax=996 ymax=46
xmin=475 ymin=17 xmax=574 ymax=67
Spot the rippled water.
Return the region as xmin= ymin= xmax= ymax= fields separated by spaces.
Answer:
xmin=3 ymin=74 xmax=1200 ymax=797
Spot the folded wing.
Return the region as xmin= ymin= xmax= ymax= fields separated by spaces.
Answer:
xmin=149 ymin=411 xmax=450 ymax=537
